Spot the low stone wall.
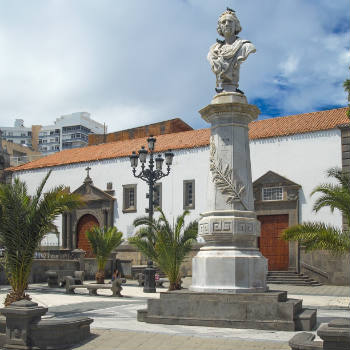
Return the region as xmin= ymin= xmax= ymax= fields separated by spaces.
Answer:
xmin=1 ymin=245 xmax=347 ymax=286
xmin=29 ymin=259 xmax=80 ymax=283
xmin=300 ymin=249 xmax=350 ymax=285
xmin=116 ymin=243 xmax=204 ymax=277
xmin=0 ymin=259 xmax=80 ymax=285
xmin=83 ymin=258 xmax=114 ymax=280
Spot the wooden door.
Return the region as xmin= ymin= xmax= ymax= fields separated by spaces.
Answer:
xmin=258 ymin=214 xmax=289 ymax=271
xmin=77 ymin=214 xmax=99 ymax=257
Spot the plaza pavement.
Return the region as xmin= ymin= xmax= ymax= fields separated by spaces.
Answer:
xmin=0 ymin=279 xmax=349 ymax=350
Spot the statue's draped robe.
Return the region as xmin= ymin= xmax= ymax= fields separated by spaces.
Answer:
xmin=208 ymin=38 xmax=256 ymax=89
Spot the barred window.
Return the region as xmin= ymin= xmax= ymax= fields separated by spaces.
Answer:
xmin=262 ymin=187 xmax=283 ymax=201
xmin=154 ymin=183 xmax=162 ymax=209
xmin=123 ymin=184 xmax=137 ymax=212
xmin=183 ymin=180 xmax=195 ymax=209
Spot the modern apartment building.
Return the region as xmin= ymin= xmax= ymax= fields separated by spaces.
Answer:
xmin=38 ymin=112 xmax=105 ymax=154
xmin=0 ymin=119 xmax=33 ymax=148
xmin=1 ymin=112 xmax=105 ymax=155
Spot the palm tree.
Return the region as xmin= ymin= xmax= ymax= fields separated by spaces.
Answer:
xmin=0 ymin=171 xmax=82 ymax=306
xmin=344 ymin=79 xmax=350 ymax=119
xmin=283 ymin=168 xmax=350 ymax=254
xmin=344 ymin=79 xmax=350 ymax=98
xmin=86 ymin=226 xmax=123 ymax=284
xmin=129 ymin=208 xmax=198 ymax=290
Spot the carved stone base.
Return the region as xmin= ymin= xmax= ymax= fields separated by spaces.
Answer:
xmin=198 ymin=210 xmax=260 ymax=245
xmin=191 ymin=246 xmax=267 ymax=293
xmin=194 ymin=210 xmax=267 ymax=293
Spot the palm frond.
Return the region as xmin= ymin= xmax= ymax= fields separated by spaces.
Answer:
xmin=129 ymin=209 xmax=198 ymax=290
xmin=86 ymin=226 xmax=123 ymax=271
xmin=311 ymin=167 xmax=350 ymax=225
xmin=0 ymin=173 xmax=83 ymax=305
xmin=282 ymin=222 xmax=350 ymax=254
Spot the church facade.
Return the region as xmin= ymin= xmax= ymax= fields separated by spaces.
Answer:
xmin=8 ymin=107 xmax=350 ymax=284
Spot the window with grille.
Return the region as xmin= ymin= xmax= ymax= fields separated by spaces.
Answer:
xmin=183 ymin=180 xmax=195 ymax=209
xmin=154 ymin=183 xmax=162 ymax=209
xmin=262 ymin=187 xmax=283 ymax=201
xmin=123 ymin=184 xmax=137 ymax=212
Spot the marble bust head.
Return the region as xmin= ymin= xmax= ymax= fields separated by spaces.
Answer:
xmin=217 ymin=10 xmax=242 ymax=37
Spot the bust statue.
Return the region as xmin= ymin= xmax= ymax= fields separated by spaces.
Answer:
xmin=208 ymin=8 xmax=256 ymax=94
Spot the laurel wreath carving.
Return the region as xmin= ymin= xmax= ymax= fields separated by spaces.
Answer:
xmin=210 ymin=140 xmax=248 ymax=210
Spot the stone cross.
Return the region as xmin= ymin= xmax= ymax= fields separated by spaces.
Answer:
xmin=85 ymin=166 xmax=91 ymax=177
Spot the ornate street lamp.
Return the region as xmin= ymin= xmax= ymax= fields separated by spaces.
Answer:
xmin=129 ymin=136 xmax=174 ymax=292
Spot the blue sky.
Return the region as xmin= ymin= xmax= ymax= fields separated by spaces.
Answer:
xmin=0 ymin=0 xmax=349 ymax=131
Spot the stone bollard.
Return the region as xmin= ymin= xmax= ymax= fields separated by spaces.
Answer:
xmin=46 ymin=270 xmax=59 ymax=288
xmin=72 ymin=248 xmax=86 ymax=272
xmin=1 ymin=299 xmax=47 ymax=349
xmin=143 ymin=260 xmax=156 ymax=293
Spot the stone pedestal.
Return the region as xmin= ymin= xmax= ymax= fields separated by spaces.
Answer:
xmin=289 ymin=318 xmax=350 ymax=350
xmin=1 ymin=300 xmax=47 ymax=349
xmin=0 ymin=299 xmax=93 ymax=349
xmin=137 ymin=93 xmax=318 ymax=332
xmin=138 ymin=290 xmax=316 ymax=331
xmin=190 ymin=92 xmax=267 ymax=293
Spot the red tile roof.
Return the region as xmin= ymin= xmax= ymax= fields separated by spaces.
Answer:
xmin=8 ymin=107 xmax=349 ymax=172
xmin=249 ymin=107 xmax=348 ymax=139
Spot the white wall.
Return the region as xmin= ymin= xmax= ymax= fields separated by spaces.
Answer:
xmin=15 ymin=146 xmax=210 ymax=245
xmin=250 ymin=129 xmax=342 ymax=226
xmin=14 ymin=128 xmax=343 ymax=246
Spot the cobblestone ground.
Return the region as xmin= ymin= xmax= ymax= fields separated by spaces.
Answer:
xmin=0 ymin=280 xmax=348 ymax=350
xmin=71 ymin=329 xmax=291 ymax=350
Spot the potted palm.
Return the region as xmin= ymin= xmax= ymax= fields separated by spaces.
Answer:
xmin=129 ymin=208 xmax=198 ymax=290
xmin=86 ymin=226 xmax=123 ymax=284
xmin=0 ymin=171 xmax=82 ymax=306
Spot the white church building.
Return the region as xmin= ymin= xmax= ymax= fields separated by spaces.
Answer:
xmin=8 ymin=107 xmax=350 ymax=285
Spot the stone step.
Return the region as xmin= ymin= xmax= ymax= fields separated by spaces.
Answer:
xmin=267 ymin=276 xmax=310 ymax=281
xmin=294 ymin=308 xmax=317 ymax=331
xmin=267 ymin=271 xmax=322 ymax=286
xmin=268 ymin=271 xmax=302 ymax=276
xmin=268 ymin=278 xmax=318 ymax=283
xmin=269 ymin=281 xmax=321 ymax=286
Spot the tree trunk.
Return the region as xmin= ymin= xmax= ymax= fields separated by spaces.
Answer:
xmin=96 ymin=270 xmax=105 ymax=284
xmin=4 ymin=289 xmax=31 ymax=306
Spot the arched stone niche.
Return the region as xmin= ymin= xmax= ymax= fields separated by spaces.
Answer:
xmin=62 ymin=174 xmax=115 ymax=250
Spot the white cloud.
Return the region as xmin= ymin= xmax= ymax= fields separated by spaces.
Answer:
xmin=0 ymin=0 xmax=348 ymax=131
xmin=279 ymin=55 xmax=300 ymax=76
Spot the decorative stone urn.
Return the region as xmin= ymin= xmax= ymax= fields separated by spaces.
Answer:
xmin=190 ymin=92 xmax=268 ymax=293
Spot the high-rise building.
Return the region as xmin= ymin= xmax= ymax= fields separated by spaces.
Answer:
xmin=0 ymin=119 xmax=33 ymax=148
xmin=1 ymin=112 xmax=105 ymax=155
xmin=38 ymin=112 xmax=105 ymax=154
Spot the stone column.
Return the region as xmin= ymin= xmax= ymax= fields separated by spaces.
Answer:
xmin=67 ymin=213 xmax=72 ymax=250
xmin=110 ymin=205 xmax=114 ymax=227
xmin=62 ymin=213 xmax=67 ymax=249
xmin=191 ymin=92 xmax=268 ymax=293
xmin=104 ymin=209 xmax=109 ymax=227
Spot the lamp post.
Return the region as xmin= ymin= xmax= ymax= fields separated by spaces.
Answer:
xmin=129 ymin=136 xmax=174 ymax=292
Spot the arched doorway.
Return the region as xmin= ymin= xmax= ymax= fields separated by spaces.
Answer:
xmin=77 ymin=214 xmax=99 ymax=257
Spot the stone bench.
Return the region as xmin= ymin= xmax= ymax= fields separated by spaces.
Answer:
xmin=65 ymin=276 xmax=123 ymax=297
xmin=46 ymin=270 xmax=84 ymax=288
